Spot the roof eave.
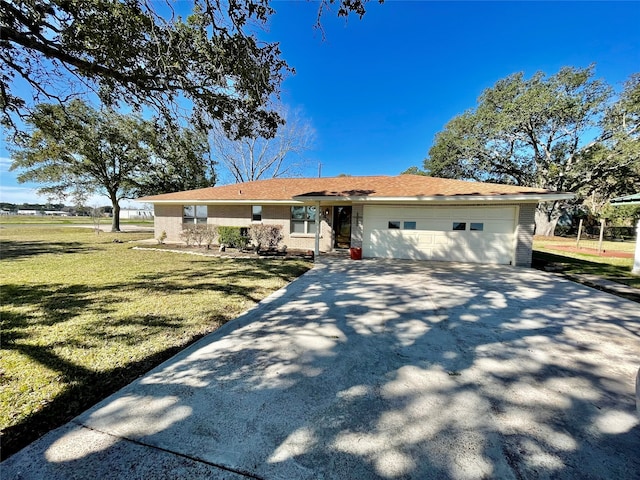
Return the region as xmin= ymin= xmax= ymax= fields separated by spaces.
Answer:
xmin=136 ymin=199 xmax=307 ymax=205
xmin=291 ymin=193 xmax=575 ymax=203
xmin=610 ymin=194 xmax=640 ymax=206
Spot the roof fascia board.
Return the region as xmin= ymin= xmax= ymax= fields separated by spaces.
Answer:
xmin=141 ymin=193 xmax=575 ymax=205
xmin=292 ymin=193 xmax=575 ymax=203
xmin=137 ymin=199 xmax=306 ymax=205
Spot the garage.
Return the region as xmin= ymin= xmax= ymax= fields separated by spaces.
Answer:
xmin=362 ymin=205 xmax=517 ymax=264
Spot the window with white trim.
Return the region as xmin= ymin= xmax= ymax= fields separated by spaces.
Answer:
xmin=291 ymin=206 xmax=317 ymax=234
xmin=252 ymin=205 xmax=262 ymax=221
xmin=183 ymin=205 xmax=207 ymax=224
xmin=470 ymin=222 xmax=484 ymax=231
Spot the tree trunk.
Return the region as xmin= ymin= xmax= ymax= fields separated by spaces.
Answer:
xmin=535 ymin=205 xmax=560 ymax=236
xmin=110 ymin=196 xmax=121 ymax=232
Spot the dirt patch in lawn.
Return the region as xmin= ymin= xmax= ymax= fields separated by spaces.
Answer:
xmin=546 ymin=244 xmax=634 ymax=259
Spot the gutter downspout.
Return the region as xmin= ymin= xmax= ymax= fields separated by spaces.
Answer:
xmin=314 ymin=201 xmax=320 ymax=258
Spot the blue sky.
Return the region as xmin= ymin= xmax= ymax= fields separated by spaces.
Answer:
xmin=1 ymin=0 xmax=639 ymax=205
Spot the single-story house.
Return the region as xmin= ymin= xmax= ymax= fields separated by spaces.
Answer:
xmin=138 ymin=174 xmax=573 ymax=267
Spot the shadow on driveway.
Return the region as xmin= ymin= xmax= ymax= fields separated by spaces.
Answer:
xmin=3 ymin=259 xmax=639 ymax=479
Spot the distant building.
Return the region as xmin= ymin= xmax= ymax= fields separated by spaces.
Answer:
xmin=120 ymin=209 xmax=153 ymax=220
xmin=17 ymin=210 xmax=40 ymax=216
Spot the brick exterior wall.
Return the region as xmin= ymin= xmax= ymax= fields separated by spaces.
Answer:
xmin=154 ymin=204 xmax=183 ymax=242
xmin=153 ymin=201 xmax=538 ymax=263
xmin=154 ymin=203 xmax=332 ymax=251
xmin=515 ymin=203 xmax=536 ymax=267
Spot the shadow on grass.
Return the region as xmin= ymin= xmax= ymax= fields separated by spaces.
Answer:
xmin=0 ymin=338 xmax=206 ymax=461
xmin=0 ymin=239 xmax=98 ymax=260
xmin=8 ymin=260 xmax=637 ymax=478
xmin=532 ymin=250 xmax=639 ymax=283
xmin=0 ymin=259 xmax=311 ymax=461
xmin=1 ymin=287 xmax=223 ymax=460
xmin=532 ymin=250 xmax=640 ymax=301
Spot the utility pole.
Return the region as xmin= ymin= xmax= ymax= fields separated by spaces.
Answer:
xmin=318 ymin=162 xmax=322 ymax=178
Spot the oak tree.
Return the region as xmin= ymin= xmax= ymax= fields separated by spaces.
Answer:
xmin=1 ymin=0 xmax=380 ymax=138
xmin=424 ymin=66 xmax=640 ymax=234
xmin=9 ymin=100 xmax=214 ymax=231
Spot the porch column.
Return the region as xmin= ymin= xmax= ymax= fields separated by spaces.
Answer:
xmin=633 ymin=219 xmax=640 ymax=275
xmin=314 ymin=201 xmax=321 ymax=257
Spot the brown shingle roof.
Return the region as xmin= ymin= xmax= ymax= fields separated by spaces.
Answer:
xmin=138 ymin=175 xmax=563 ymax=202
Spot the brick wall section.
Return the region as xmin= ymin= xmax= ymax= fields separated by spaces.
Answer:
xmin=208 ymin=205 xmax=251 ymax=227
xmin=515 ymin=203 xmax=536 ymax=267
xmin=154 ymin=203 xmax=332 ymax=251
xmin=154 ymin=204 xmax=183 ymax=242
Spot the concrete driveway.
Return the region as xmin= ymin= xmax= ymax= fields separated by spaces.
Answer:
xmin=3 ymin=259 xmax=639 ymax=479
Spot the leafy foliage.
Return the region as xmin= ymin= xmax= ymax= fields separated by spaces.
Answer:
xmin=1 ymin=0 xmax=381 ymax=138
xmin=400 ymin=166 xmax=427 ymax=176
xmin=218 ymin=226 xmax=249 ymax=249
xmin=9 ymin=100 xmax=213 ymax=231
xmin=424 ymin=66 xmax=640 ymax=234
xmin=136 ymin=120 xmax=217 ymax=197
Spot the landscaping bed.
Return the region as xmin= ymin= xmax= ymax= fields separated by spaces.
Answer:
xmin=137 ymin=243 xmax=317 ymax=261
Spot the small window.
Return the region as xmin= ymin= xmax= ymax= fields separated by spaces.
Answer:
xmin=184 ymin=205 xmax=207 ymax=224
xmin=470 ymin=222 xmax=484 ymax=231
xmin=452 ymin=222 xmax=466 ymax=231
xmin=252 ymin=205 xmax=262 ymax=221
xmin=403 ymin=221 xmax=417 ymax=230
xmin=388 ymin=221 xmax=401 ymax=229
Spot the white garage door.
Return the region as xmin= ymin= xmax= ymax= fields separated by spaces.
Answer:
xmin=363 ymin=205 xmax=517 ymax=265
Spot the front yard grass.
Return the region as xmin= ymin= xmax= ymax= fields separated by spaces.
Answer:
xmin=532 ymin=238 xmax=640 ymax=289
xmin=0 ymin=215 xmax=153 ymax=225
xmin=0 ymin=226 xmax=311 ymax=459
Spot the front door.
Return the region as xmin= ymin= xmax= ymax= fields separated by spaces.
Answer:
xmin=333 ymin=206 xmax=352 ymax=248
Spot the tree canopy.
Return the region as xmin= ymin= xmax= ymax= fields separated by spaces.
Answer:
xmin=1 ymin=0 xmax=379 ymax=138
xmin=10 ymin=100 xmax=214 ymax=231
xmin=422 ymin=66 xmax=640 ymax=234
xmin=210 ymin=103 xmax=315 ymax=183
xmin=136 ymin=120 xmax=217 ymax=197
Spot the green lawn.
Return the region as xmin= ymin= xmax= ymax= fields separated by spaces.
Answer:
xmin=0 ymin=215 xmax=153 ymax=225
xmin=533 ymin=238 xmax=640 ymax=289
xmin=0 ymin=226 xmax=311 ymax=459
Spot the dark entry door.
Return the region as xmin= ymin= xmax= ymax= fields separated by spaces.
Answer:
xmin=333 ymin=206 xmax=352 ymax=248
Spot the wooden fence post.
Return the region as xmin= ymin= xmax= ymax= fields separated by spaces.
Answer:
xmin=597 ymin=219 xmax=605 ymax=254
xmin=576 ymin=218 xmax=583 ymax=249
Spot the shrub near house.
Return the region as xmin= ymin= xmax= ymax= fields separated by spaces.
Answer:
xmin=180 ymin=224 xmax=218 ymax=247
xmin=218 ymin=226 xmax=249 ymax=249
xmin=249 ymin=224 xmax=284 ymax=253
